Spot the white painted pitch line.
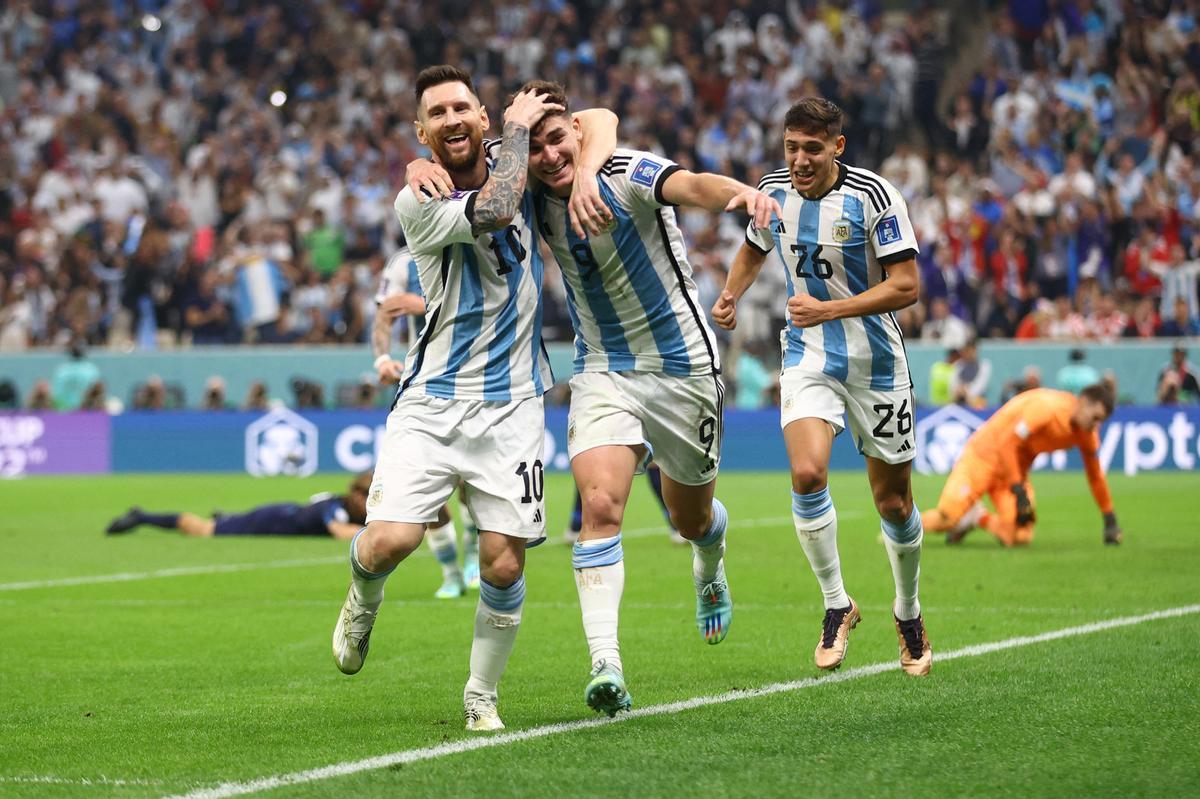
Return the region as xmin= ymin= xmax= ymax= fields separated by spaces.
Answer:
xmin=165 ymin=603 xmax=1200 ymax=799
xmin=0 ymin=515 xmax=810 ymax=594
xmin=0 ymin=556 xmax=345 ymax=592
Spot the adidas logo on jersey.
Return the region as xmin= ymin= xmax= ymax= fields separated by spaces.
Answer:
xmin=532 ymin=508 xmax=543 ymax=524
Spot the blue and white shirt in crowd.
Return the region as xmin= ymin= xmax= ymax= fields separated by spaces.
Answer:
xmin=231 ymin=255 xmax=288 ymax=328
xmin=536 ymin=148 xmax=720 ymax=377
xmin=375 ymin=248 xmax=426 ymax=346
xmin=392 ymin=145 xmax=551 ymax=402
xmin=747 ymin=162 xmax=918 ymax=391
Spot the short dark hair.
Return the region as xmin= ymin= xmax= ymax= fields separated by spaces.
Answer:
xmin=516 ymin=79 xmax=570 ymax=134
xmin=783 ymin=97 xmax=844 ymax=138
xmin=414 ymin=64 xmax=476 ymax=107
xmin=1081 ymin=383 xmax=1115 ymax=416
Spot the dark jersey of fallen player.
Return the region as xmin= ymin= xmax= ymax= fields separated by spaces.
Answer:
xmin=214 ymin=496 xmax=354 ymax=537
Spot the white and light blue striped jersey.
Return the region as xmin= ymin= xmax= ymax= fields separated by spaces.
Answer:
xmin=535 ymin=148 xmax=720 ymax=377
xmin=746 ymin=162 xmax=918 ymax=391
xmin=392 ymin=158 xmax=552 ymax=401
xmin=375 ymin=248 xmax=425 ymax=343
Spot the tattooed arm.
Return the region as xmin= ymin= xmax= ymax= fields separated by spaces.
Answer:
xmin=470 ymin=89 xmax=564 ymax=236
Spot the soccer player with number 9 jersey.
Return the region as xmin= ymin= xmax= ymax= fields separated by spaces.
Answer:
xmin=712 ymin=98 xmax=932 ymax=677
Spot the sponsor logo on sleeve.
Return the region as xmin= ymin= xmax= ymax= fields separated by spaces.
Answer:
xmin=875 ymin=215 xmax=902 ymax=246
xmin=631 ymin=158 xmax=662 ymax=187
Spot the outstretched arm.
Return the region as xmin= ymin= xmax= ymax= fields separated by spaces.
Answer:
xmin=787 ymin=258 xmax=919 ymax=328
xmin=712 ymin=242 xmax=769 ymax=331
xmin=661 ymin=170 xmax=781 ymax=231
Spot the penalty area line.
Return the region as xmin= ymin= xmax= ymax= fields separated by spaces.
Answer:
xmin=165 ymin=603 xmax=1200 ymax=799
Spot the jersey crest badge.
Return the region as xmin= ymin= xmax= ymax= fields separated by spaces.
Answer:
xmin=876 ymin=215 xmax=902 ymax=245
xmin=631 ymin=158 xmax=661 ymax=187
xmin=832 ymin=218 xmax=852 ymax=243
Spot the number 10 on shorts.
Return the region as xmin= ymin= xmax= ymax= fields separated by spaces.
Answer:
xmin=515 ymin=460 xmax=544 ymax=504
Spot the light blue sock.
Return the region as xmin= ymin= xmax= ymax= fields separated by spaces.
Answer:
xmin=881 ymin=504 xmax=923 ymax=620
xmin=573 ymin=534 xmax=624 ymax=672
xmin=572 ymin=533 xmax=624 ymax=568
xmin=692 ymin=499 xmax=727 ymax=583
xmin=791 ymin=488 xmax=847 ymax=609
xmin=467 ymin=575 xmax=526 ymax=700
xmin=350 ymin=527 xmax=395 ymax=605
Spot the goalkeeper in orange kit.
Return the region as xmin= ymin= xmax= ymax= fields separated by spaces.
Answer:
xmin=922 ymin=384 xmax=1122 ymax=546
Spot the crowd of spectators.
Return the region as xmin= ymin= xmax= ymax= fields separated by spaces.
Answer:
xmin=0 ymin=0 xmax=1198 ymax=410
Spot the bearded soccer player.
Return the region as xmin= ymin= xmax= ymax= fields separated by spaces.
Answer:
xmin=923 ymin=384 xmax=1122 ymax=547
xmin=331 ymin=66 xmax=613 ymax=732
xmin=712 ymin=97 xmax=931 ymax=676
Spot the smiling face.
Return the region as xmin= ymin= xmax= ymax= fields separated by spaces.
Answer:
xmin=783 ymin=127 xmax=845 ymax=198
xmin=528 ymin=113 xmax=580 ymax=198
xmin=415 ymin=81 xmax=489 ymax=173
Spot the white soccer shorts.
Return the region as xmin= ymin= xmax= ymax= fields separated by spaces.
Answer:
xmin=566 ymin=371 xmax=723 ymax=486
xmin=367 ymin=394 xmax=546 ymax=538
xmin=779 ymin=368 xmax=916 ymax=465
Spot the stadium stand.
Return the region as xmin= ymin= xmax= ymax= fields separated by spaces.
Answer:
xmin=0 ymin=1 xmax=1197 ymax=408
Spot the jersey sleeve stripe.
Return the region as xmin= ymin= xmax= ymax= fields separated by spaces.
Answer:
xmin=843 ymin=175 xmax=887 ymax=215
xmin=653 ymin=164 xmax=682 ymax=206
xmin=744 ymin=232 xmax=773 ymax=255
xmin=756 ymin=169 xmax=789 ymax=190
xmin=878 ymin=248 xmax=918 ymax=265
xmin=844 ymin=170 xmax=890 ymax=214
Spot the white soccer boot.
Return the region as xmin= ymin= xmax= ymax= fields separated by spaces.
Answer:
xmin=332 ymin=586 xmax=380 ymax=675
xmin=464 ymin=693 xmax=505 ymax=731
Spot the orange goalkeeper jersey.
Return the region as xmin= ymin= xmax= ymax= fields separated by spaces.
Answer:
xmin=962 ymin=388 xmax=1113 ymax=513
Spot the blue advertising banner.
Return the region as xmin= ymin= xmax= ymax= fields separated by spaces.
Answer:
xmin=99 ymin=404 xmax=1200 ymax=477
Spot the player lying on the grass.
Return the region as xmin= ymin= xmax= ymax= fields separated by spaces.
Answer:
xmin=562 ymin=462 xmax=686 ymax=545
xmin=105 ymin=473 xmax=370 ymax=539
xmin=712 ymin=97 xmax=931 ymax=676
xmin=922 ymin=384 xmax=1121 ymax=547
xmin=407 ymin=78 xmax=779 ymax=716
xmin=373 ymin=248 xmax=481 ymax=598
xmin=333 ymin=66 xmax=617 ymax=732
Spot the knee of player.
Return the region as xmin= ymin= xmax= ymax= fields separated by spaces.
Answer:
xmin=480 ymin=551 xmax=523 ymax=587
xmin=874 ymin=494 xmax=912 ymax=525
xmin=790 ymin=463 xmax=828 ymax=494
xmin=580 ymin=487 xmax=626 ymax=528
xmin=363 ymin=521 xmax=421 ymax=563
xmin=667 ymin=506 xmax=710 ymax=539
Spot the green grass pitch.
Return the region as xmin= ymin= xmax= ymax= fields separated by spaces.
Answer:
xmin=2 ymin=471 xmax=1198 ymax=798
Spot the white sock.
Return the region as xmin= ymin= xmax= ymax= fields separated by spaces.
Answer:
xmin=350 ymin=529 xmax=389 ymax=606
xmin=425 ymin=521 xmax=462 ymax=581
xmin=882 ymin=506 xmax=923 ymax=620
xmin=691 ymin=498 xmax=728 ymax=585
xmin=573 ymin=534 xmax=624 ymax=673
xmin=465 ymin=576 xmax=525 ymax=702
xmin=792 ymin=489 xmax=849 ymax=610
